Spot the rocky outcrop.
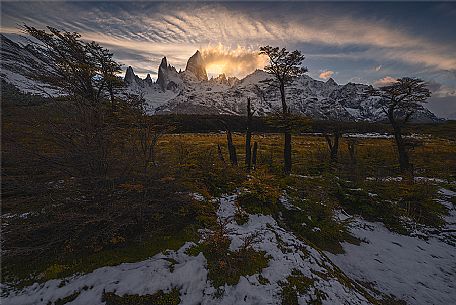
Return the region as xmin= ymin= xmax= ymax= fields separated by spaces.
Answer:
xmin=185 ymin=50 xmax=207 ymax=81
xmin=124 ymin=66 xmax=144 ymax=87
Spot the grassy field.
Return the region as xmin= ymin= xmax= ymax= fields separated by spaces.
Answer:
xmin=2 ymin=103 xmax=456 ymax=290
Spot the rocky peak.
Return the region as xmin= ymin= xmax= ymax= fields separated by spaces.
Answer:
xmin=145 ymin=73 xmax=153 ymax=85
xmin=124 ymin=66 xmax=136 ymax=84
xmin=326 ymin=78 xmax=338 ymax=86
xmin=185 ymin=50 xmax=207 ymax=81
xmin=157 ymin=57 xmax=170 ymax=90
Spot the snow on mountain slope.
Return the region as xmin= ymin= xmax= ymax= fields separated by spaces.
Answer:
xmin=0 ymin=36 xmax=439 ymax=122
xmin=148 ymin=63 xmax=438 ymax=122
xmin=0 ymin=34 xmax=60 ymax=96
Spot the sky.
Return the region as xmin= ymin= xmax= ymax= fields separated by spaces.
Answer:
xmin=1 ymin=1 xmax=456 ymax=118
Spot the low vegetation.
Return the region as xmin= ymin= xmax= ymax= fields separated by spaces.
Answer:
xmin=2 ymin=96 xmax=455 ymax=287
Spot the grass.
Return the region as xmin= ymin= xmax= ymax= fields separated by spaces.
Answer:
xmin=3 ymin=226 xmax=198 ymax=287
xmin=2 ymin=102 xmax=455 ymax=288
xmin=337 ymin=179 xmax=446 ymax=234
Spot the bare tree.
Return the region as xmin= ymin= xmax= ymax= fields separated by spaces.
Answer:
xmin=368 ymin=77 xmax=431 ymax=174
xmin=19 ymin=25 xmax=124 ymax=179
xmin=260 ymin=46 xmax=307 ymax=174
xmin=22 ymin=25 xmax=121 ymax=104
xmin=324 ymin=130 xmax=341 ymax=164
xmin=245 ymin=98 xmax=253 ymax=172
xmin=346 ymin=137 xmax=357 ymax=165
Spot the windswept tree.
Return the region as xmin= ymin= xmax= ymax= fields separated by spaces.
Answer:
xmin=19 ymin=25 xmax=124 ymax=179
xmin=260 ymin=46 xmax=307 ymax=174
xmin=22 ymin=25 xmax=122 ymax=104
xmin=368 ymin=77 xmax=431 ymax=174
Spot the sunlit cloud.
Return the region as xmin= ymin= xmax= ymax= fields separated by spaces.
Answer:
xmin=2 ymin=2 xmax=456 ymax=80
xmin=373 ymin=76 xmax=398 ymax=87
xmin=201 ymin=44 xmax=268 ymax=78
xmin=319 ymin=70 xmax=335 ymax=80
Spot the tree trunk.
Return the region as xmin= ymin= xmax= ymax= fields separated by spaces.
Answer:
xmin=217 ymin=144 xmax=225 ymax=164
xmin=284 ymin=129 xmax=292 ymax=174
xmin=109 ymin=85 xmax=116 ymax=111
xmin=226 ymin=129 xmax=238 ymax=166
xmin=347 ymin=138 xmax=357 ymax=165
xmin=245 ymin=98 xmax=252 ymax=172
xmin=393 ymin=126 xmax=411 ymax=174
xmin=280 ymin=83 xmax=287 ymax=114
xmin=252 ymin=141 xmax=258 ymax=170
xmin=388 ymin=108 xmax=412 ymax=175
xmin=324 ymin=132 xmax=340 ymax=163
xmin=280 ymin=82 xmax=292 ymax=174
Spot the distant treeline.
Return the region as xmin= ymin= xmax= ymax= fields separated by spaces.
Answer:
xmin=3 ymin=80 xmax=455 ymax=138
xmin=150 ymin=114 xmax=456 ymax=138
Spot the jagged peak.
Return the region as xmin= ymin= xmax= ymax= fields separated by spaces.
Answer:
xmin=185 ymin=50 xmax=207 ymax=81
xmin=326 ymin=77 xmax=337 ymax=86
xmin=124 ymin=66 xmax=136 ymax=83
xmin=159 ymin=57 xmax=168 ymax=69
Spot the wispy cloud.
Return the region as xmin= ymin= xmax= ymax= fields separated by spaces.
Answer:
xmin=2 ymin=2 xmax=456 ymax=78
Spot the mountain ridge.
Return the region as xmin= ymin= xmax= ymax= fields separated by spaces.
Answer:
xmin=0 ymin=35 xmax=439 ymax=122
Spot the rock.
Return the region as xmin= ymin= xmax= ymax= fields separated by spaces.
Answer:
xmin=185 ymin=50 xmax=207 ymax=81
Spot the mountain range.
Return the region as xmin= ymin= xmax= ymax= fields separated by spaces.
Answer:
xmin=0 ymin=34 xmax=439 ymax=122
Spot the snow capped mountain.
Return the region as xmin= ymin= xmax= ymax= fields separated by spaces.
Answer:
xmin=120 ymin=51 xmax=438 ymax=122
xmin=0 ymin=36 xmax=439 ymax=122
xmin=0 ymin=34 xmax=60 ymax=96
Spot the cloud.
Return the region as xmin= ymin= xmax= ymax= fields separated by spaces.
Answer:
xmin=319 ymin=70 xmax=335 ymax=80
xmin=3 ymin=2 xmax=456 ymax=79
xmin=373 ymin=76 xmax=397 ymax=87
xmin=201 ymin=44 xmax=268 ymax=78
xmin=427 ymin=81 xmax=456 ymax=97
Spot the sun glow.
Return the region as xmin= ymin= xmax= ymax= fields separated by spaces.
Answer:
xmin=201 ymin=43 xmax=268 ymax=79
xmin=206 ymin=62 xmax=228 ymax=77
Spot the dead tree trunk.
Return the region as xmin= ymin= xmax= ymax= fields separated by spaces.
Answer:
xmin=245 ymin=98 xmax=253 ymax=172
xmin=392 ymin=125 xmax=411 ymax=174
xmin=284 ymin=128 xmax=292 ymax=174
xmin=324 ymin=131 xmax=341 ymax=163
xmin=347 ymin=137 xmax=357 ymax=165
xmin=217 ymin=144 xmax=226 ymax=164
xmin=226 ymin=129 xmax=238 ymax=166
xmin=252 ymin=141 xmax=258 ymax=170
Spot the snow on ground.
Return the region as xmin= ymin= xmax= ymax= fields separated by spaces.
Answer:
xmin=3 ymin=189 xmax=455 ymax=305
xmin=327 ymin=188 xmax=456 ymax=305
xmin=2 ymin=194 xmax=372 ymax=305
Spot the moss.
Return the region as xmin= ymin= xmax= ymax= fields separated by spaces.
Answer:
xmin=102 ymin=288 xmax=180 ymax=305
xmin=280 ymin=269 xmax=315 ymax=305
xmin=258 ymin=274 xmax=270 ymax=285
xmin=338 ymin=179 xmax=446 ymax=234
xmin=4 ymin=227 xmax=198 ymax=287
xmin=187 ymin=234 xmax=269 ymax=287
